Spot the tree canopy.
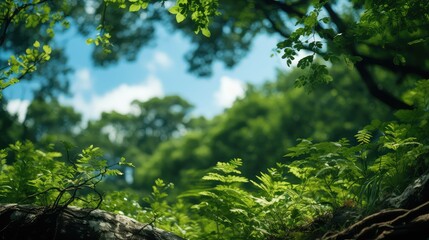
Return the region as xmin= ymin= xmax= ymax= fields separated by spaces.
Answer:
xmin=2 ymin=0 xmax=428 ymax=109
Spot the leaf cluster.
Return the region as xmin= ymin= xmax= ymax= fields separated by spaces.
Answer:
xmin=0 ymin=141 xmax=133 ymax=211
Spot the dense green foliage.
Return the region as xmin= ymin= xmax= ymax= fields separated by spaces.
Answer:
xmin=1 ymin=0 xmax=429 ymax=239
xmin=1 ymin=81 xmax=428 ymax=238
xmin=134 ymin=64 xmax=392 ymax=190
xmin=0 ymin=142 xmax=133 ymax=209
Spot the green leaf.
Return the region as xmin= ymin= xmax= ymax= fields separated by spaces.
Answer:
xmin=33 ymin=41 xmax=40 ymax=48
xmin=42 ymin=45 xmax=52 ymax=54
xmin=408 ymin=39 xmax=425 ymax=45
xmin=129 ymin=4 xmax=141 ymax=12
xmin=201 ymin=28 xmax=211 ymax=37
xmin=168 ymin=6 xmax=180 ymax=14
xmin=393 ymin=54 xmax=406 ymax=66
xmin=176 ymin=13 xmax=186 ymax=23
xmin=141 ymin=2 xmax=149 ymax=9
xmin=106 ymin=169 xmax=123 ymax=176
xmin=297 ymin=55 xmax=313 ymax=69
xmin=321 ymin=17 xmax=330 ymax=24
xmin=304 ymin=12 xmax=317 ymax=26
xmin=343 ymin=56 xmax=355 ymax=70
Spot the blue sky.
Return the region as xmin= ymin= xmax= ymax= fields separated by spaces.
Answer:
xmin=6 ymin=24 xmax=292 ymax=122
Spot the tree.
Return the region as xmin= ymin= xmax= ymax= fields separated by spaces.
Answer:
xmin=0 ymin=0 xmax=216 ymax=98
xmin=74 ymin=96 xmax=193 ymax=189
xmin=25 ymin=98 xmax=82 ymax=142
xmin=0 ymin=1 xmax=76 ymax=98
xmin=133 ymin=64 xmax=392 ymax=191
xmin=129 ymin=96 xmax=194 ymax=153
xmin=174 ymin=0 xmax=429 ymax=110
xmin=3 ymin=1 xmax=427 ymax=111
xmin=0 ymin=97 xmax=81 ymax=150
xmin=77 ymin=95 xmax=193 ymax=157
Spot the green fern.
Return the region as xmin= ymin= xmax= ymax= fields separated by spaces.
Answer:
xmin=382 ymin=123 xmax=421 ymax=150
xmin=355 ymin=129 xmax=372 ymax=145
xmin=213 ymin=158 xmax=244 ymax=174
xmin=202 ymin=173 xmax=248 ymax=183
xmin=202 ymin=158 xmax=248 ymax=183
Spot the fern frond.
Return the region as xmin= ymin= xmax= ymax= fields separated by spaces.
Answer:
xmin=203 ymin=173 xmax=248 ymax=183
xmin=355 ymin=129 xmax=372 ymax=145
xmin=214 ymin=158 xmax=243 ymax=174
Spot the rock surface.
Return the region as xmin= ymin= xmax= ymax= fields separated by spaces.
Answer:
xmin=322 ymin=172 xmax=429 ymax=240
xmin=387 ymin=171 xmax=429 ymax=209
xmin=0 ymin=204 xmax=184 ymax=240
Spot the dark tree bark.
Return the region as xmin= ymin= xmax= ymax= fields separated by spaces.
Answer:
xmin=0 ymin=204 xmax=184 ymax=240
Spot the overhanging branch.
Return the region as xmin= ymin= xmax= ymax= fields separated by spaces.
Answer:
xmin=354 ymin=61 xmax=413 ymax=110
xmin=0 ymin=0 xmax=49 ymax=47
xmin=261 ymin=0 xmax=306 ymax=18
xmin=356 ymin=53 xmax=429 ymax=79
xmin=323 ymin=3 xmax=412 ymax=110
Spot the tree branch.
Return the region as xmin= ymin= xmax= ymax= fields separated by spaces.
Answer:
xmin=0 ymin=0 xmax=49 ymax=47
xmin=259 ymin=7 xmax=290 ymax=38
xmin=323 ymin=3 xmax=412 ymax=110
xmin=323 ymin=3 xmax=346 ymax=33
xmin=355 ymin=53 xmax=429 ymax=79
xmin=261 ymin=0 xmax=306 ymax=18
xmin=354 ymin=61 xmax=412 ymax=110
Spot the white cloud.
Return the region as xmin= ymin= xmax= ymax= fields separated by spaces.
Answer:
xmin=84 ymin=0 xmax=98 ymax=14
xmin=154 ymin=51 xmax=172 ymax=68
xmin=73 ymin=68 xmax=92 ymax=92
xmin=214 ymin=76 xmax=246 ymax=108
xmin=6 ymin=99 xmax=30 ymax=122
xmin=146 ymin=51 xmax=172 ymax=72
xmin=67 ymin=75 xmax=164 ymax=122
